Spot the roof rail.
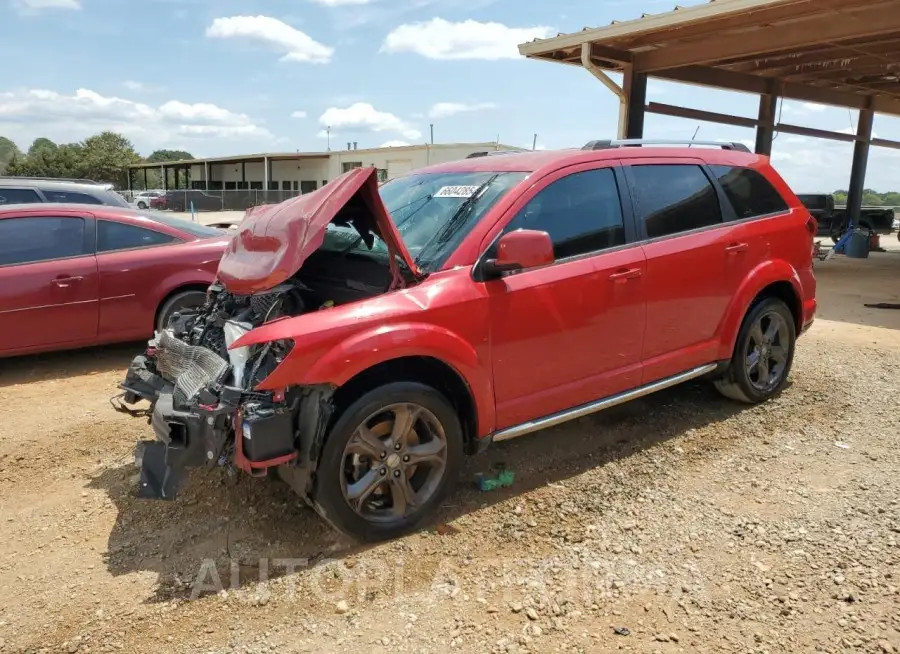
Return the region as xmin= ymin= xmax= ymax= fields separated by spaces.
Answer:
xmin=582 ymin=139 xmax=751 ymax=153
xmin=465 ymin=150 xmax=525 ymax=158
xmin=0 ymin=176 xmax=105 ymax=184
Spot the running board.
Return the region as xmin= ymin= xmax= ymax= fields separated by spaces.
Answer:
xmin=492 ymin=363 xmax=718 ymax=443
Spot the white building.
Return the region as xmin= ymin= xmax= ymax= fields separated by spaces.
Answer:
xmin=127 ymin=142 xmax=524 ymax=194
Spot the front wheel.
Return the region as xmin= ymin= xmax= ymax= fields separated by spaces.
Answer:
xmin=714 ymin=297 xmax=797 ymax=404
xmin=137 ymin=201 xmax=148 ymax=209
xmin=312 ymin=382 xmax=464 ymax=542
xmin=156 ymin=290 xmax=207 ymax=332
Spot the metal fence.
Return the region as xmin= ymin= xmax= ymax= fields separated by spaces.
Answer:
xmin=123 ymin=189 xmax=308 ymax=212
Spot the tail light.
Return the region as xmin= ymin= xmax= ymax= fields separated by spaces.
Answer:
xmin=806 ymin=214 xmax=818 ymax=259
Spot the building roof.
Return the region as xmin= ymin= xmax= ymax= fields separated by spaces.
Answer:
xmin=127 ymin=142 xmax=523 ymax=170
xmin=518 ymin=0 xmax=900 ymax=116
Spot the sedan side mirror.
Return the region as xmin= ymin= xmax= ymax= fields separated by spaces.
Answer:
xmin=483 ymin=229 xmax=555 ymax=278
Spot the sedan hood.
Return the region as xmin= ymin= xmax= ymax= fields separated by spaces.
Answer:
xmin=216 ymin=167 xmax=419 ymax=295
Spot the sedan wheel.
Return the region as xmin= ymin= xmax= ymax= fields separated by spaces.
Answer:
xmin=137 ymin=201 xmax=148 ymax=209
xmin=313 ymin=382 xmax=463 ymax=541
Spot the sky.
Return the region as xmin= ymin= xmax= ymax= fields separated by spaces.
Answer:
xmin=1 ymin=0 xmax=899 ymax=192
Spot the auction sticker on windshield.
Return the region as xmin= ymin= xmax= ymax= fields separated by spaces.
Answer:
xmin=435 ymin=186 xmax=480 ymax=198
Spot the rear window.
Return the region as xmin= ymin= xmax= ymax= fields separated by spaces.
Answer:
xmin=139 ymin=212 xmax=225 ymax=238
xmin=0 ymin=188 xmax=42 ymax=205
xmin=709 ymin=165 xmax=789 ymax=219
xmin=42 ymin=190 xmax=104 ymax=205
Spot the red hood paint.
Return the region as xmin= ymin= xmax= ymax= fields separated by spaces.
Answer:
xmin=216 ymin=167 xmax=419 ymax=295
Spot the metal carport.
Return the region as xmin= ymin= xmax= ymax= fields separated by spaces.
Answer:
xmin=518 ymin=0 xmax=900 ymax=227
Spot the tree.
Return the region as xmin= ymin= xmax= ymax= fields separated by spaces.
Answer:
xmin=0 ymin=136 xmax=22 ymax=175
xmin=28 ymin=137 xmax=58 ymax=157
xmin=146 ymin=149 xmax=194 ymax=163
xmin=79 ymin=131 xmax=141 ymax=186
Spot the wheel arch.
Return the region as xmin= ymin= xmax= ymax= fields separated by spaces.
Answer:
xmin=154 ymin=283 xmax=209 ymax=329
xmin=329 ymin=356 xmax=480 ymax=455
xmin=718 ymin=261 xmax=803 ymax=358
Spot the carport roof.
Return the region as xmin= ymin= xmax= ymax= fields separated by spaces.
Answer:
xmin=518 ymin=0 xmax=900 ymax=116
xmin=127 ymin=152 xmax=330 ymax=170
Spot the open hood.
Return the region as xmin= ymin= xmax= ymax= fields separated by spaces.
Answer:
xmin=216 ymin=167 xmax=420 ymax=295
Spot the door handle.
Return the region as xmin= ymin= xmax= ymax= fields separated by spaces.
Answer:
xmin=51 ymin=276 xmax=84 ymax=288
xmin=608 ymin=268 xmax=642 ymax=282
xmin=725 ymin=242 xmax=749 ymax=254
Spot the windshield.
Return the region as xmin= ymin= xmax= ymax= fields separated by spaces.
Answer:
xmin=319 ymin=171 xmax=528 ymax=272
xmin=140 ymin=211 xmax=225 ymax=238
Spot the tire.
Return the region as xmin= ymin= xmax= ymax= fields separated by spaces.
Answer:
xmin=137 ymin=201 xmax=148 ymax=209
xmin=312 ymin=382 xmax=464 ymax=542
xmin=155 ymin=290 xmax=207 ymax=333
xmin=714 ymin=297 xmax=797 ymax=404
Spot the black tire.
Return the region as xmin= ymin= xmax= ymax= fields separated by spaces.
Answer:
xmin=714 ymin=297 xmax=797 ymax=404
xmin=155 ymin=290 xmax=207 ymax=332
xmin=312 ymin=382 xmax=464 ymax=542
xmin=137 ymin=201 xmax=148 ymax=209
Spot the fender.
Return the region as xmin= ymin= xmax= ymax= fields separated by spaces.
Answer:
xmin=255 ymin=322 xmax=496 ymax=437
xmin=717 ymin=258 xmax=802 ymax=358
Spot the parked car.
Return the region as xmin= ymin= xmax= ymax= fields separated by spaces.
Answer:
xmin=117 ymin=141 xmax=818 ymax=541
xmin=0 ymin=177 xmax=132 ymax=208
xmin=0 ymin=204 xmax=229 ymax=358
xmin=132 ymin=190 xmax=164 ymax=210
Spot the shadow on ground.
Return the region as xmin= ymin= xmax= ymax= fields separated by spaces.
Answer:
xmin=0 ymin=342 xmax=140 ymax=389
xmin=88 ymin=380 xmax=749 ymax=603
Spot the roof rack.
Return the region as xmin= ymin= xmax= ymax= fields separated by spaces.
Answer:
xmin=582 ymin=139 xmax=751 ymax=153
xmin=0 ymin=176 xmax=105 ymax=184
xmin=465 ymin=150 xmax=525 ymax=158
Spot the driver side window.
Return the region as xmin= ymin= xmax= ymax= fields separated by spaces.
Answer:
xmin=493 ymin=168 xmax=625 ymax=260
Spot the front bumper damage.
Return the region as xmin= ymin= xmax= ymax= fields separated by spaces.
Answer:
xmin=114 ymin=331 xmax=331 ymax=502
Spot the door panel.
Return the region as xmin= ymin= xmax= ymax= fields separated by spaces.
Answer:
xmin=0 ymin=215 xmax=98 ymax=353
xmin=485 ymin=164 xmax=646 ymax=430
xmin=623 ymin=161 xmax=731 ymax=383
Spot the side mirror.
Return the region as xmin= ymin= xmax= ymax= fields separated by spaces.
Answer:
xmin=483 ymin=229 xmax=554 ymax=278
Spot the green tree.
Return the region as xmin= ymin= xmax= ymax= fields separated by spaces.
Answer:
xmin=27 ymin=137 xmax=58 ymax=157
xmin=79 ymin=131 xmax=141 ymax=186
xmin=146 ymin=149 xmax=194 ymax=163
xmin=0 ymin=137 xmax=22 ymax=175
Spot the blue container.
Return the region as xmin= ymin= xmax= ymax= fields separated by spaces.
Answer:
xmin=845 ymin=228 xmax=870 ymax=259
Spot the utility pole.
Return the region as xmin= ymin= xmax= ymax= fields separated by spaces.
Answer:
xmin=532 ymin=133 xmax=538 ymax=151
xmin=430 ymin=124 xmax=434 ymax=144
xmin=326 ymin=126 xmax=331 ymax=151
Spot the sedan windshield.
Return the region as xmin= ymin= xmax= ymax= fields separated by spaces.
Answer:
xmin=320 ymin=171 xmax=528 ymax=272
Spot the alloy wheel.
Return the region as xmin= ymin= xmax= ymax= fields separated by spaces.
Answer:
xmin=340 ymin=403 xmax=448 ymax=525
xmin=744 ymin=310 xmax=791 ymax=391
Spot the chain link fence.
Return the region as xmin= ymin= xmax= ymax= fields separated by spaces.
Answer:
xmin=122 ymin=189 xmax=308 ymax=211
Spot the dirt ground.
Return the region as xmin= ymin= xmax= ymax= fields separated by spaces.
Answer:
xmin=2 ymin=243 xmax=900 ymax=654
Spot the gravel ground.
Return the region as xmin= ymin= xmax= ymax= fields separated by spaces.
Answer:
xmin=2 ymin=252 xmax=900 ymax=654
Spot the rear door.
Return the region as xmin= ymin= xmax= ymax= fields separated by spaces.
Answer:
xmin=95 ymin=219 xmax=180 ymax=337
xmin=0 ymin=213 xmax=99 ymax=354
xmin=622 ymin=159 xmax=732 ymax=383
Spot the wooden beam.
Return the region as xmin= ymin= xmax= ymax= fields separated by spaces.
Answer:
xmin=651 ymin=64 xmax=900 ymax=116
xmin=872 ymin=137 xmax=900 ymax=150
xmin=723 ymin=36 xmax=900 ymax=72
xmin=634 ymin=2 xmax=900 ymax=72
xmin=647 ymin=102 xmax=759 ymax=129
xmin=775 ymin=123 xmax=862 ymax=143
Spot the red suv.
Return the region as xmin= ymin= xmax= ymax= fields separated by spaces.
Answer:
xmin=117 ymin=140 xmax=817 ymax=541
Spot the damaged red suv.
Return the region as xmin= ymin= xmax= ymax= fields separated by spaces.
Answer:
xmin=116 ymin=140 xmax=817 ymax=541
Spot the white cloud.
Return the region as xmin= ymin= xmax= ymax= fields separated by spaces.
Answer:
xmin=380 ymin=140 xmax=410 ymax=148
xmin=309 ymin=0 xmax=371 ymax=4
xmin=0 ymin=88 xmax=271 ymax=152
xmin=381 ymin=18 xmax=554 ymax=60
xmin=206 ymin=16 xmax=333 ymax=64
xmin=802 ymin=102 xmax=827 ymax=112
xmin=290 ymin=110 xmax=308 ymax=119
xmin=12 ymin=0 xmax=79 ymax=11
xmin=319 ymin=102 xmax=421 ymax=140
xmin=122 ymin=80 xmax=165 ymax=93
xmin=428 ymin=101 xmax=497 ymax=119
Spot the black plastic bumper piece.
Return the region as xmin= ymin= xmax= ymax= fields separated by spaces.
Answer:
xmin=119 ymin=355 xmax=173 ymax=405
xmin=136 ymin=441 xmax=185 ymax=500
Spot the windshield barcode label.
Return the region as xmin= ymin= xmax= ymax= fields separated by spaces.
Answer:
xmin=435 ymin=185 xmax=480 ymax=198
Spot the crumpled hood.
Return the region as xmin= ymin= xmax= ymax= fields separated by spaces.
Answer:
xmin=216 ymin=167 xmax=419 ymax=295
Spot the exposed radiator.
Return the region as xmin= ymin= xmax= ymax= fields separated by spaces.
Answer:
xmin=156 ymin=331 xmax=231 ymax=407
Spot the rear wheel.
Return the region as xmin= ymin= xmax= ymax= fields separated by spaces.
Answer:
xmin=714 ymin=297 xmax=796 ymax=404
xmin=137 ymin=201 xmax=148 ymax=209
xmin=312 ymin=382 xmax=463 ymax=542
xmin=155 ymin=290 xmax=207 ymax=332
